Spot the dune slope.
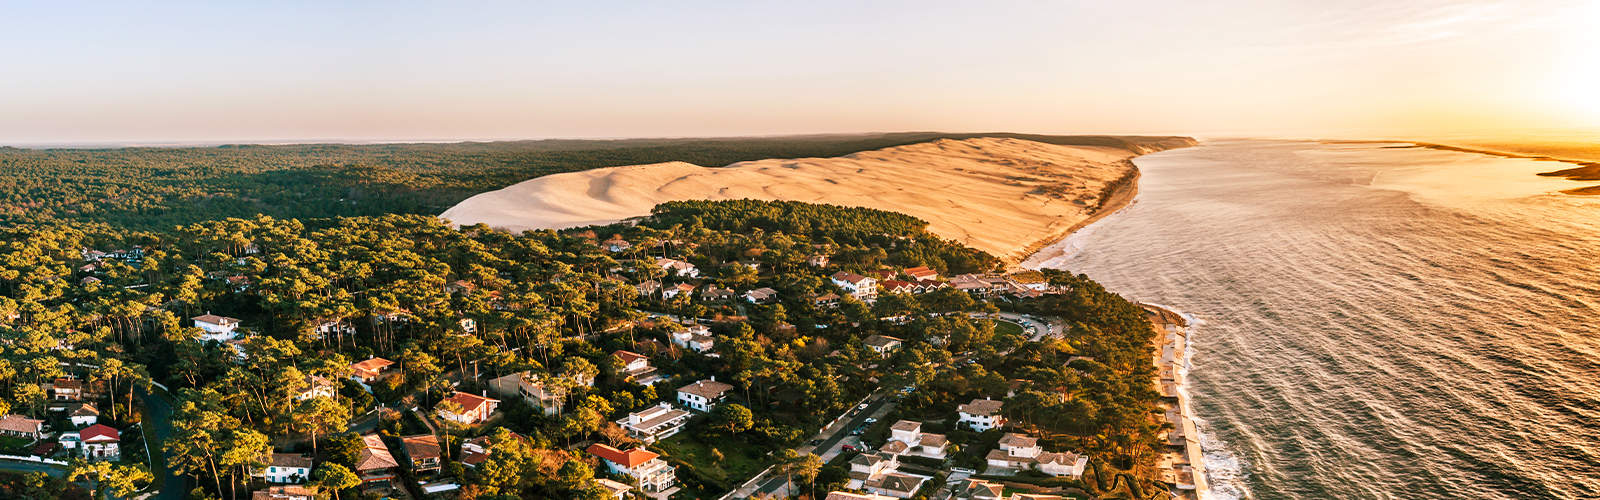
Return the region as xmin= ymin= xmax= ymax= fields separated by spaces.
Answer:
xmin=441 ymin=137 xmax=1175 ymax=263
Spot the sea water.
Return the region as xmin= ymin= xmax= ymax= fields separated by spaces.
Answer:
xmin=1038 ymin=139 xmax=1600 ymax=499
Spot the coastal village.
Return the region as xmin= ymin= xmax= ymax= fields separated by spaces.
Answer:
xmin=0 ymin=203 xmax=1203 ymax=500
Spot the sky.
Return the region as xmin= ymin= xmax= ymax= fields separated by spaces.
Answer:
xmin=3 ymin=0 xmax=1598 ymax=145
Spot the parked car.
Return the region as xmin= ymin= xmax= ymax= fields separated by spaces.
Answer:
xmin=842 ymin=444 xmax=857 ymax=452
xmin=857 ymin=403 xmax=869 ymax=411
xmin=864 ymin=418 xmax=877 ymax=424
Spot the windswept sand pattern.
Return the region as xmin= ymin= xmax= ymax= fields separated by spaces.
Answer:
xmin=441 ymin=138 xmax=1145 ymax=263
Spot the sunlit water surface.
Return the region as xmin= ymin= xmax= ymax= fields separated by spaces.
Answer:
xmin=1033 ymin=140 xmax=1600 ymax=499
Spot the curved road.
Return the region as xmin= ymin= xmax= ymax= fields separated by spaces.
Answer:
xmin=138 ymin=387 xmax=188 ymax=500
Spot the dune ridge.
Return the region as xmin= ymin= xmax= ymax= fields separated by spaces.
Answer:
xmin=441 ymin=137 xmax=1191 ymax=263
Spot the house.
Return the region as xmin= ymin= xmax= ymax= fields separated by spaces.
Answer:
xmin=806 ymin=292 xmax=841 ymax=308
xmin=586 ymin=443 xmax=676 ymax=492
xmin=957 ymin=398 xmax=1006 ymax=432
xmin=227 ymin=275 xmax=252 ymax=292
xmin=743 ymin=287 xmax=778 ymax=304
xmin=902 ymin=266 xmax=939 ymax=281
xmin=67 ymin=402 xmax=99 ymax=427
xmin=950 ymin=274 xmax=1005 ymax=298
xmin=257 ymin=453 xmax=314 ymax=483
xmin=656 ymin=258 xmax=699 ymax=277
xmin=636 ymin=280 xmax=661 ymax=297
xmin=616 ymin=402 xmax=690 ymax=443
xmin=987 ymin=433 xmax=1042 ymax=468
xmin=613 ymin=350 xmax=661 ymax=384
xmin=460 ymin=432 xmax=524 ymax=468
xmin=596 ymin=478 xmax=633 ymax=500
xmin=311 ymin=319 xmax=356 ymax=339
xmin=353 ymin=434 xmax=400 ymax=490
xmin=699 ymin=286 xmax=736 ymax=302
xmin=825 ymin=493 xmax=899 ymax=500
xmin=251 ymin=486 xmax=317 ymax=500
xmin=862 ymin=335 xmax=903 ymax=357
xmin=444 ymin=280 xmax=476 ymax=294
xmin=848 ymin=452 xmax=899 ymax=487
xmin=0 ymin=415 xmax=43 ymax=439
xmin=80 ymin=276 xmax=101 ymax=286
xmin=1035 ymin=450 xmax=1089 ymax=477
xmin=807 ymin=255 xmax=830 ymax=267
xmin=50 ymin=378 xmax=82 ymax=401
xmin=669 ymin=325 xmax=715 ymax=353
xmin=191 ymin=313 xmax=242 ymax=342
xmin=661 ymin=283 xmax=696 ymax=299
xmin=603 ymin=238 xmax=632 ymax=253
xmin=831 ymin=272 xmax=878 ymax=302
xmin=488 ymin=372 xmax=565 ymax=416
xmin=296 ymin=376 xmax=338 ymax=401
xmin=880 ymin=280 xmax=916 ymax=294
xmin=916 ymin=280 xmax=950 ymax=292
xmin=951 ymin=478 xmax=1005 ymax=500
xmin=985 ymin=433 xmax=1088 ymax=478
xmin=349 ymin=358 xmax=396 ymax=385
xmin=865 ymin=472 xmax=928 ymax=499
xmin=400 ymin=434 xmax=443 ymax=473
xmin=882 ymin=420 xmax=948 ymax=459
xmin=78 ymin=424 xmax=120 ymax=460
xmin=677 ymin=379 xmax=733 ymax=412
xmin=438 ymin=392 xmax=499 ymax=424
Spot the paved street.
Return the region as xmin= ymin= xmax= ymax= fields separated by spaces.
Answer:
xmin=138 ymin=386 xmax=186 ymax=500
xmin=0 ymin=459 xmax=67 ymax=477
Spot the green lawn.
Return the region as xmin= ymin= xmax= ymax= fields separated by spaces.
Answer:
xmin=994 ymin=320 xmax=1026 ymax=338
xmin=0 ymin=436 xmax=33 ymax=454
xmin=653 ymin=432 xmax=769 ymax=484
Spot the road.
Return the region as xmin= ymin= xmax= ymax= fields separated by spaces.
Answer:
xmin=0 ymin=459 xmax=67 ymax=477
xmin=138 ymin=386 xmax=187 ymax=500
xmin=746 ymin=388 xmax=900 ymax=498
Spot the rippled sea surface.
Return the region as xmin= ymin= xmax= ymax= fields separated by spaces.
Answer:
xmin=1041 ymin=140 xmax=1600 ymax=499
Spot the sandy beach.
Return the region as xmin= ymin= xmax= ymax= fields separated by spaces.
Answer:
xmin=442 ymin=137 xmax=1191 ymax=264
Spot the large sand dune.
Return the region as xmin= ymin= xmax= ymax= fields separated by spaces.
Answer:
xmin=441 ymin=137 xmax=1165 ymax=263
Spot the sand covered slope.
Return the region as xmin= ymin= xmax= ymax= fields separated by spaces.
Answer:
xmin=441 ymin=137 xmax=1178 ymax=263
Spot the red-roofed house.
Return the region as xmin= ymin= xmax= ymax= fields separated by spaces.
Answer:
xmin=79 ymin=424 xmax=121 ymax=460
xmin=438 ymin=392 xmax=499 ymax=424
xmin=902 ymin=267 xmax=939 ymax=281
xmin=349 ymin=357 xmax=395 ymax=386
xmin=587 ymin=443 xmax=676 ymax=492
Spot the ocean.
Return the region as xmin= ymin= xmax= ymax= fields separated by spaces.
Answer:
xmin=1031 ymin=139 xmax=1600 ymax=499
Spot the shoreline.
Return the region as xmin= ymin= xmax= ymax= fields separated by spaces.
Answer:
xmin=1006 ymin=167 xmax=1140 ymax=268
xmin=1395 ymin=142 xmax=1600 ymax=195
xmin=1141 ymin=302 xmax=1211 ymax=499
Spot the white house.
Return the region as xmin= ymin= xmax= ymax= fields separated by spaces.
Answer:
xmin=656 ymin=258 xmax=699 ymax=278
xmin=0 ymin=415 xmax=42 ymax=440
xmin=596 ymin=478 xmax=633 ymax=500
xmin=488 ymin=372 xmax=565 ymax=416
xmin=743 ymin=287 xmax=778 ymax=304
xmin=587 ymin=444 xmax=676 ymax=492
xmin=862 ymin=335 xmax=903 ymax=357
xmin=192 ymin=313 xmax=242 ymax=342
xmin=68 ymin=402 xmax=99 ymax=427
xmin=661 ymin=283 xmax=696 ymax=299
xmin=957 ymin=398 xmax=1006 ymax=432
xmin=258 ymin=453 xmax=314 ymax=483
xmin=296 ymin=376 xmax=338 ymax=401
xmin=77 ymin=424 xmax=121 ymax=460
xmin=616 ymin=402 xmax=690 ymax=444
xmin=865 ymin=472 xmax=928 ymax=499
xmin=677 ymin=379 xmax=733 ymax=412
xmin=983 ymin=432 xmax=1088 ymax=478
xmin=311 ymin=318 xmax=356 ymax=339
xmin=882 ymin=420 xmax=948 ymax=459
xmin=848 ymin=452 xmax=900 ymax=488
xmin=670 ymin=325 xmax=715 ymax=353
xmin=831 ymin=272 xmax=878 ymax=302
xmin=613 ymin=350 xmax=661 ymax=384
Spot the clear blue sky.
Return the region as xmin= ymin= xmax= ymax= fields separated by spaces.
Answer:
xmin=3 ymin=0 xmax=1596 ymax=144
